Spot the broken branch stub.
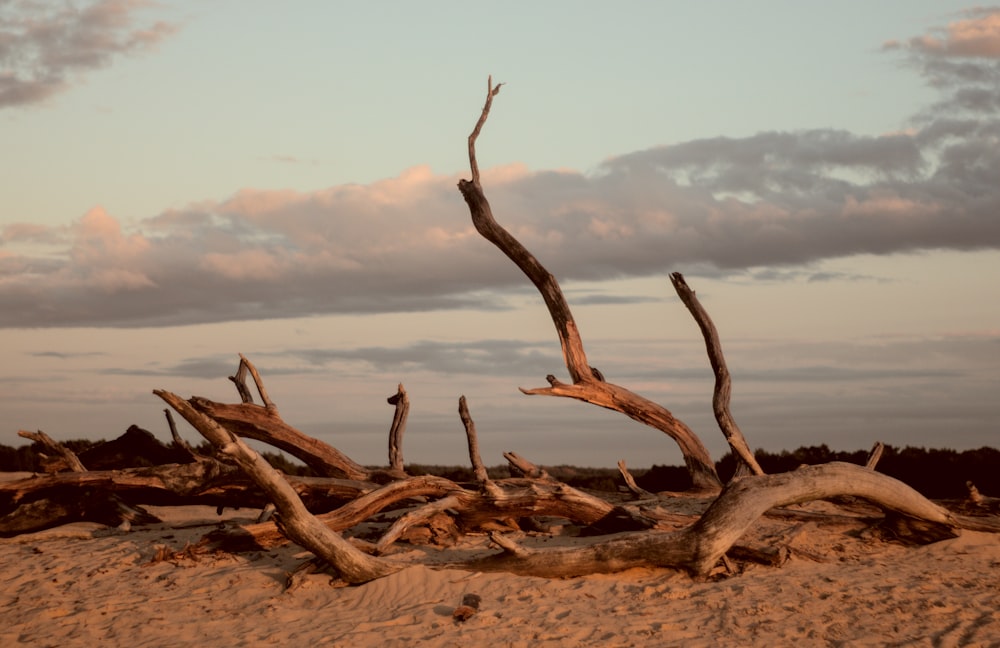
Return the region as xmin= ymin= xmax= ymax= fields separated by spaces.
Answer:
xmin=457 ymin=78 xmax=721 ymax=491
xmin=387 ymin=383 xmax=409 ymax=473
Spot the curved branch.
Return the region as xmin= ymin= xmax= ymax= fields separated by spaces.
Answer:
xmin=462 ymin=463 xmax=960 ymax=578
xmin=670 ymin=272 xmax=763 ymax=477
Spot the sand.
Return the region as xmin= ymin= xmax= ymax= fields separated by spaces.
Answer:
xmin=1 ymin=498 xmax=998 ymax=646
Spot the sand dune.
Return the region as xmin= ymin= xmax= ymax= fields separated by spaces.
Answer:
xmin=2 ymin=498 xmax=998 ymax=647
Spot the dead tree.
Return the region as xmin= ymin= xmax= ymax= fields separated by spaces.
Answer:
xmin=457 ymin=78 xmax=722 ymax=491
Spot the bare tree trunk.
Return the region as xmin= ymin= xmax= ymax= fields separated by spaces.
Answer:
xmin=456 ymin=78 xmax=721 ymax=491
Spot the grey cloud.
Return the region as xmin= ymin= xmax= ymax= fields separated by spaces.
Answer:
xmin=2 ymin=12 xmax=1000 ymax=328
xmin=0 ymin=0 xmax=176 ymax=108
xmin=286 ymin=339 xmax=560 ymax=377
xmin=734 ymin=365 xmax=959 ymax=382
xmin=566 ymin=290 xmax=663 ymax=306
xmin=29 ymin=350 xmax=106 ymax=359
xmin=747 ymin=268 xmax=882 ymax=284
xmin=99 ymin=357 xmax=235 ymax=379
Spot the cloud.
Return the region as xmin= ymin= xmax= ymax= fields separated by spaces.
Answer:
xmin=0 ymin=0 xmax=176 ymax=108
xmin=2 ymin=12 xmax=1000 ymax=328
xmin=886 ymin=8 xmax=1000 ymax=59
xmin=284 ymin=339 xmax=561 ymax=377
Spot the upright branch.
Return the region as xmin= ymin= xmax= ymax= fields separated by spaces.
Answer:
xmin=458 ymin=396 xmax=490 ymax=484
xmin=670 ymin=272 xmax=763 ymax=478
xmin=457 ymin=78 xmax=721 ymax=491
xmin=459 ymin=78 xmax=592 ymax=384
xmin=386 ymin=383 xmax=409 ymax=473
xmin=229 ymin=353 xmax=275 ymax=409
xmin=163 ymin=409 xmax=199 ymax=460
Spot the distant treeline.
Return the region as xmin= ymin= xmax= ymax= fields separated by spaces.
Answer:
xmin=0 ymin=437 xmax=307 ymax=476
xmin=1 ymin=439 xmax=996 ymax=499
xmin=641 ymin=445 xmax=1000 ymax=499
xmin=396 ymin=445 xmax=1000 ymax=498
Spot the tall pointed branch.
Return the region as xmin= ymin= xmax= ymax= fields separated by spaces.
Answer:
xmin=458 ymin=395 xmax=490 ymax=483
xmin=669 ymin=272 xmax=763 ymax=478
xmin=387 ymin=383 xmax=409 ymax=473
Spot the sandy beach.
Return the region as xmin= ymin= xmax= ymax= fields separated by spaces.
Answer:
xmin=1 ymin=494 xmax=998 ymax=647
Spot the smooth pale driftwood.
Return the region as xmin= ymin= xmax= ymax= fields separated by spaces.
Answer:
xmin=464 ymin=462 xmax=960 ymax=578
xmin=669 ymin=273 xmax=763 ymax=478
xmin=155 ymin=389 xmax=401 ymax=583
xmin=456 ymin=79 xmax=720 ymax=491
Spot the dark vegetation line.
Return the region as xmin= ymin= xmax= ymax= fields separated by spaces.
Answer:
xmin=1 ymin=428 xmax=996 ymax=498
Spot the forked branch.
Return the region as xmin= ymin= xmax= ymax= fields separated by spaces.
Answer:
xmin=457 ymin=78 xmax=721 ymax=491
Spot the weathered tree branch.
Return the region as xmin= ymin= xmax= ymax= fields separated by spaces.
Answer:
xmin=229 ymin=353 xmax=275 ymax=408
xmin=866 ymin=441 xmax=885 ymax=470
xmin=459 ymin=396 xmax=490 ymax=484
xmin=386 ymin=383 xmax=409 ymax=473
xmin=18 ymin=430 xmax=87 ymax=472
xmin=669 ymin=272 xmax=763 ymax=478
xmin=187 ymin=396 xmax=369 ymax=481
xmin=155 ymin=389 xmax=401 ymax=584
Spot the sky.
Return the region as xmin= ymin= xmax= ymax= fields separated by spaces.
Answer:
xmin=1 ymin=1 xmax=998 ymax=470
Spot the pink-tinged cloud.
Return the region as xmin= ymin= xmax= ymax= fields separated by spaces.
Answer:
xmin=0 ymin=12 xmax=998 ymax=328
xmin=891 ymin=9 xmax=1000 ymax=59
xmin=0 ymin=0 xmax=177 ymax=108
